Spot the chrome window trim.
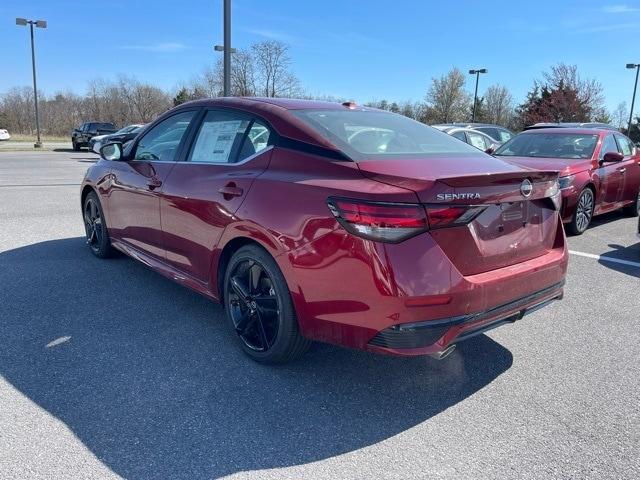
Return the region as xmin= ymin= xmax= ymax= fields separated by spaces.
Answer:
xmin=124 ymin=145 xmax=274 ymax=166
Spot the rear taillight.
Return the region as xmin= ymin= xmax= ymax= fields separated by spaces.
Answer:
xmin=425 ymin=205 xmax=486 ymax=228
xmin=327 ymin=197 xmax=486 ymax=243
xmin=327 ymin=198 xmax=428 ymax=243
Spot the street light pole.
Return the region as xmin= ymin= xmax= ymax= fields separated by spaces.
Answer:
xmin=16 ymin=18 xmax=47 ymax=148
xmin=223 ymin=0 xmax=231 ymax=97
xmin=469 ymin=68 xmax=487 ymax=123
xmin=626 ymin=63 xmax=640 ymax=135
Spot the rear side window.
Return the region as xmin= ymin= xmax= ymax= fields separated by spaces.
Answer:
xmin=477 ymin=127 xmax=513 ymax=143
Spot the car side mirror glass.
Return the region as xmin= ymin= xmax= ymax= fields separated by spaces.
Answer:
xmin=601 ymin=151 xmax=624 ymax=164
xmin=101 ymin=142 xmax=123 ymax=161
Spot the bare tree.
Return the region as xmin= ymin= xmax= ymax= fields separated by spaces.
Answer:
xmin=612 ymin=102 xmax=628 ymax=130
xmin=252 ymin=40 xmax=300 ymax=97
xmin=232 ymin=49 xmax=257 ymax=96
xmin=425 ymin=68 xmax=471 ymax=123
xmin=483 ymin=85 xmax=514 ymax=126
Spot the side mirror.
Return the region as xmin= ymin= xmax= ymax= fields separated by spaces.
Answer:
xmin=484 ymin=146 xmax=495 ymax=155
xmin=100 ymin=142 xmax=123 ymax=161
xmin=601 ymin=151 xmax=624 ymax=164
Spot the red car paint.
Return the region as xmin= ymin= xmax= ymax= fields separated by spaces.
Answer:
xmin=81 ymin=98 xmax=568 ymax=357
xmin=496 ymin=128 xmax=640 ymax=224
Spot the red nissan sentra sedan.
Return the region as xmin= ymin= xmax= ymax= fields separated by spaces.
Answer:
xmin=494 ymin=128 xmax=640 ymax=234
xmin=82 ymin=98 xmax=567 ymax=363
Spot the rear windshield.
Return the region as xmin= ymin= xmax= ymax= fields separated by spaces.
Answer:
xmin=495 ymin=133 xmax=598 ymax=159
xmin=292 ymin=109 xmax=482 ymax=160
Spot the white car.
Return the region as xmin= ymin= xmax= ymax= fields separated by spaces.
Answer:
xmin=0 ymin=129 xmax=11 ymax=141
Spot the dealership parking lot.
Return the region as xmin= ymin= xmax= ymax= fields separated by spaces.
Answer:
xmin=0 ymin=151 xmax=638 ymax=479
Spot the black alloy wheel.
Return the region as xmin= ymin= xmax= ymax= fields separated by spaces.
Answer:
xmin=83 ymin=192 xmax=112 ymax=258
xmin=622 ymin=190 xmax=640 ymax=217
xmin=224 ymin=245 xmax=311 ymax=363
xmin=227 ymin=258 xmax=280 ymax=352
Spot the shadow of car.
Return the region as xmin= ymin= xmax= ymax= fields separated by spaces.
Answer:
xmin=597 ymin=243 xmax=640 ymax=278
xmin=0 ymin=237 xmax=513 ymax=479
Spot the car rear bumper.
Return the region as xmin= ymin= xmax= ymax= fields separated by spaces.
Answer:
xmin=283 ymin=217 xmax=568 ymax=355
xmin=366 ymin=281 xmax=564 ymax=356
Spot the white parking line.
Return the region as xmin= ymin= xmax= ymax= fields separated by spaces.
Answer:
xmin=569 ymin=250 xmax=640 ymax=268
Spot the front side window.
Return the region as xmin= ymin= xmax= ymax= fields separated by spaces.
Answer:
xmin=188 ymin=111 xmax=251 ymax=164
xmin=614 ymin=134 xmax=634 ymax=156
xmin=599 ymin=134 xmax=620 ymax=160
xmin=292 ymin=109 xmax=482 ymax=160
xmin=135 ymin=111 xmax=195 ymax=161
xmin=495 ymin=133 xmax=598 ymax=159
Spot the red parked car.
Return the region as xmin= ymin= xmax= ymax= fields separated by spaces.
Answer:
xmin=82 ymin=98 xmax=567 ymax=363
xmin=494 ymin=128 xmax=640 ymax=234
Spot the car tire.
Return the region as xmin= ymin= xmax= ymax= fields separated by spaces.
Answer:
xmin=567 ymin=188 xmax=594 ymax=235
xmin=223 ymin=244 xmax=311 ymax=364
xmin=72 ymin=138 xmax=80 ymax=151
xmin=622 ymin=191 xmax=640 ymax=217
xmin=83 ymin=191 xmax=113 ymax=258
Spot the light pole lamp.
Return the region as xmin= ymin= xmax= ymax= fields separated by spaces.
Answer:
xmin=626 ymin=63 xmax=640 ymax=136
xmin=469 ymin=68 xmax=487 ymax=123
xmin=16 ymin=17 xmax=47 ymax=148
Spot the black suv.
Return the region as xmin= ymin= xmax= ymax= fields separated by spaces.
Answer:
xmin=72 ymin=122 xmax=117 ymax=151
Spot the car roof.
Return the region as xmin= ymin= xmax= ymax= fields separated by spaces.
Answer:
xmin=432 ymin=122 xmax=510 ymax=129
xmin=175 ymin=97 xmax=375 ymax=152
xmin=525 ymin=122 xmax=618 ymax=131
xmin=446 ymin=127 xmax=493 ymax=135
xmin=180 ymin=96 xmax=376 ymax=111
xmin=519 ymin=127 xmax=608 ymax=135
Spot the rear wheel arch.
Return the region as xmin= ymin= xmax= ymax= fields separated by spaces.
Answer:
xmin=216 ymin=237 xmax=272 ymax=303
xmin=80 ymin=185 xmax=96 ymax=209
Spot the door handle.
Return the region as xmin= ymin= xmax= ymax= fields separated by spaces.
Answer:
xmin=218 ymin=182 xmax=244 ymax=200
xmin=617 ymin=167 xmax=626 ymax=173
xmin=147 ymin=177 xmax=162 ymax=190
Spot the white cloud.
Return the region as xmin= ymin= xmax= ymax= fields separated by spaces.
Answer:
xmin=120 ymin=42 xmax=186 ymax=52
xmin=602 ymin=4 xmax=640 ymax=13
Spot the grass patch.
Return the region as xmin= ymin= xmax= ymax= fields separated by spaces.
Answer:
xmin=5 ymin=134 xmax=69 ymax=142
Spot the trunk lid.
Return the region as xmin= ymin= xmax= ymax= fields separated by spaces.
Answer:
xmin=357 ymin=156 xmax=561 ymax=275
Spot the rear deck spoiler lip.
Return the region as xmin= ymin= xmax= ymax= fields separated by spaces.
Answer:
xmin=437 ymin=170 xmax=559 ymax=187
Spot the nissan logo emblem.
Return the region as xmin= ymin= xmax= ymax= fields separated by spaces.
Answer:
xmin=520 ymin=179 xmax=533 ymax=197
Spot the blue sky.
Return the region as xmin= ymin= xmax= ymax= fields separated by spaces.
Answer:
xmin=2 ymin=0 xmax=640 ymax=111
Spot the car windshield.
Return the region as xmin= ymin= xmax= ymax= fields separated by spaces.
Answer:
xmin=91 ymin=123 xmax=115 ymax=130
xmin=292 ymin=109 xmax=483 ymax=160
xmin=115 ymin=125 xmax=138 ymax=134
xmin=495 ymin=133 xmax=598 ymax=159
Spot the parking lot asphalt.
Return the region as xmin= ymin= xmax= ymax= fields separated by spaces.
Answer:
xmin=0 ymin=151 xmax=638 ymax=480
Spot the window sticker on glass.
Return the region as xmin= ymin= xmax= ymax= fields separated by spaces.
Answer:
xmin=191 ymin=120 xmax=243 ymax=163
